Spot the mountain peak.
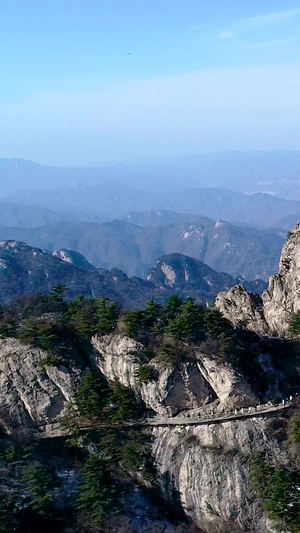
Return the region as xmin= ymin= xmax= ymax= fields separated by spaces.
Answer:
xmin=0 ymin=240 xmax=32 ymax=251
xmin=216 ymin=221 xmax=300 ymax=337
xmin=147 ymin=253 xmax=266 ymax=297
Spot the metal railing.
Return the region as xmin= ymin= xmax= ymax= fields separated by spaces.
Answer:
xmin=148 ymin=397 xmax=296 ymax=427
xmin=36 ymin=396 xmax=298 ymax=437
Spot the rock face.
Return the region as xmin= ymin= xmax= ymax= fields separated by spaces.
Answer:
xmin=262 ymin=224 xmax=300 ymax=336
xmin=195 ymin=351 xmax=258 ymax=408
xmin=216 ymin=223 xmax=300 ymax=337
xmin=215 ymin=285 xmax=269 ymax=335
xmin=147 ymin=253 xmax=267 ymax=300
xmin=153 ymin=418 xmax=282 ymax=533
xmin=0 ymin=338 xmax=80 ymax=432
xmin=91 ymin=334 xmax=285 ymax=533
xmin=91 ymin=335 xmax=215 ymax=416
xmin=52 ymin=248 xmax=97 ymax=271
xmin=0 ymin=332 xmax=288 ymax=532
xmin=91 ymin=335 xmax=258 ymax=417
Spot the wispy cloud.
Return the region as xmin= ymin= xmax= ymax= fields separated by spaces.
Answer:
xmin=219 ymin=31 xmax=234 ymax=40
xmin=198 ymin=8 xmax=300 ymax=52
xmin=243 ymin=36 xmax=300 ymax=51
xmin=246 ymin=8 xmax=300 ymax=27
xmin=190 ymin=8 xmax=300 ymax=46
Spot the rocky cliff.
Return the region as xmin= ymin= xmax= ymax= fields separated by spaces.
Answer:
xmin=91 ymin=335 xmax=259 ymax=418
xmin=216 ymin=223 xmax=300 ymax=337
xmin=153 ymin=417 xmax=282 ymax=533
xmin=0 ymin=330 xmax=295 ymax=532
xmin=90 ymin=334 xmax=292 ymax=533
xmin=0 ymin=338 xmax=80 ymax=433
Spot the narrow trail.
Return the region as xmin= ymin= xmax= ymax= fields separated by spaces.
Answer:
xmin=37 ymin=399 xmax=296 ymax=439
xmin=147 ymin=400 xmax=294 ymax=427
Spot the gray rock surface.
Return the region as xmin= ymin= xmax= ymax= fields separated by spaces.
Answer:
xmin=91 ymin=335 xmax=258 ymax=416
xmin=91 ymin=334 xmax=283 ymax=533
xmin=153 ymin=418 xmax=282 ymax=533
xmin=262 ymin=223 xmax=300 ymax=336
xmin=91 ymin=335 xmax=216 ymax=416
xmin=0 ymin=332 xmax=290 ymax=532
xmin=215 ymin=285 xmax=268 ymax=335
xmin=216 ymin=223 xmax=300 ymax=337
xmin=0 ymin=338 xmax=80 ymax=432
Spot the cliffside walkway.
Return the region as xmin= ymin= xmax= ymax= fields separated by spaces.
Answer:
xmin=37 ymin=398 xmax=296 ymax=439
xmin=147 ymin=398 xmax=295 ymax=427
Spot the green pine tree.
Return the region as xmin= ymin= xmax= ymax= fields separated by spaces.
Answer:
xmin=77 ymin=454 xmax=120 ymax=525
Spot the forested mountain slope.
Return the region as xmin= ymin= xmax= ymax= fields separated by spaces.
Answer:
xmin=0 ymin=241 xmax=265 ymax=307
xmin=0 ymin=253 xmax=300 ymax=532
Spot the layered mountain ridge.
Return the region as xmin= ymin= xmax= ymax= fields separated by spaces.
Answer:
xmin=0 ymin=240 xmax=266 ymax=307
xmin=0 ymin=217 xmax=284 ymax=280
xmin=2 ymin=151 xmax=300 ymax=198
xmin=4 ymin=184 xmax=300 ymax=229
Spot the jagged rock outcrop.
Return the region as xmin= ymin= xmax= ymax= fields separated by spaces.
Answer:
xmin=216 ymin=223 xmax=300 ymax=337
xmin=53 ymin=248 xmax=96 ymax=271
xmin=215 ymin=285 xmax=269 ymax=335
xmin=262 ymin=223 xmax=300 ymax=336
xmin=91 ymin=335 xmax=258 ymax=416
xmin=91 ymin=334 xmax=216 ymax=416
xmin=196 ymin=351 xmax=258 ymax=409
xmin=0 ymin=338 xmax=80 ymax=432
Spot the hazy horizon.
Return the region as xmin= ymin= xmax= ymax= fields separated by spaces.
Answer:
xmin=1 ymin=147 xmax=300 ymax=169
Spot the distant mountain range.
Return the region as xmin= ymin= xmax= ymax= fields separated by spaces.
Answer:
xmin=1 ymin=153 xmax=299 ymax=287
xmin=0 ymin=201 xmax=107 ymax=228
xmin=0 ymin=241 xmax=266 ymax=307
xmin=1 ymin=150 xmax=300 ymax=198
xmin=119 ymin=211 xmax=214 ymax=227
xmin=0 ymin=217 xmax=284 ymax=281
xmin=3 ymin=184 xmax=300 ymax=230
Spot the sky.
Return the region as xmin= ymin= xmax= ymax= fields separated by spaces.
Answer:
xmin=0 ymin=0 xmax=300 ymax=165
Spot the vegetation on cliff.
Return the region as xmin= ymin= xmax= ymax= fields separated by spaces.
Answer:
xmin=1 ymin=287 xmax=300 ymax=531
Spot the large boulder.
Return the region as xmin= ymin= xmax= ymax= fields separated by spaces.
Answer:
xmin=216 ymin=223 xmax=300 ymax=337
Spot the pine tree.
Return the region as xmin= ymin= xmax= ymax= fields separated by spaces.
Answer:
xmin=290 ymin=311 xmax=300 ymax=336
xmin=203 ymin=307 xmax=232 ymax=338
xmin=22 ymin=463 xmax=57 ymax=516
xmin=164 ymin=295 xmax=183 ymax=322
xmin=49 ymin=284 xmax=67 ymax=303
xmin=77 ymin=454 xmax=120 ymax=525
xmin=168 ymin=298 xmax=204 ymax=341
xmin=75 ymin=369 xmax=109 ymax=423
xmin=96 ymin=298 xmax=119 ymax=335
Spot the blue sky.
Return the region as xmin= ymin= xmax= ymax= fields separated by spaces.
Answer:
xmin=1 ymin=1 xmax=300 ymax=164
